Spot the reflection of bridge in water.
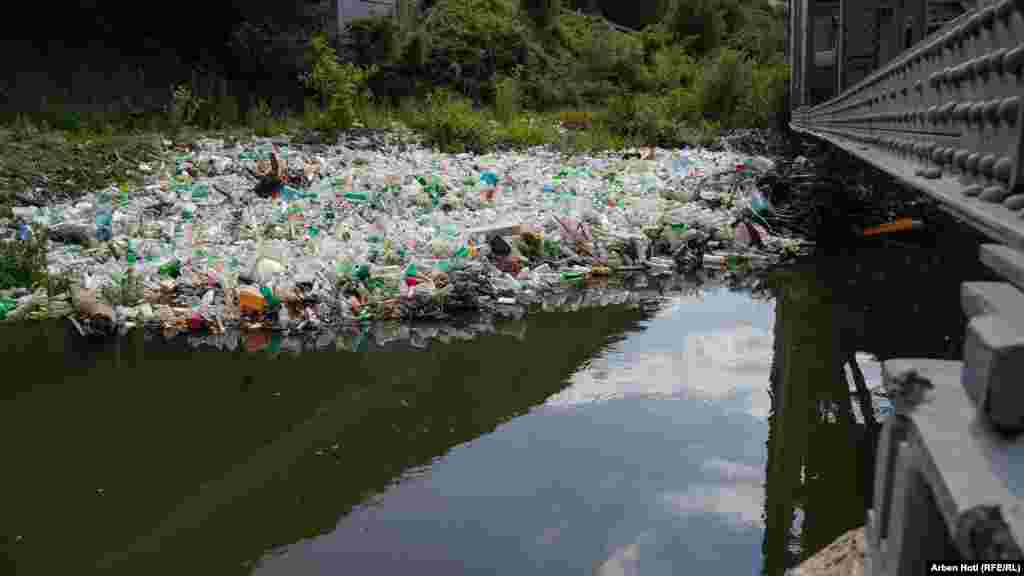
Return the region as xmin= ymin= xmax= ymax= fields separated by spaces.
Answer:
xmin=787 ymin=0 xmax=1024 ymax=571
xmin=760 ymin=240 xmax=994 ymax=574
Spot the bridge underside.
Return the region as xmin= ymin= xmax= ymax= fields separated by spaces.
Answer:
xmin=789 ymin=0 xmax=1024 ymax=250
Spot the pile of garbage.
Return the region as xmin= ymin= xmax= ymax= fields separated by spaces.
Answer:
xmin=0 ymin=132 xmax=810 ymax=335
xmin=169 ymin=267 xmax=770 ymax=354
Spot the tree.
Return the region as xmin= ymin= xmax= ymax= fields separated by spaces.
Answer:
xmin=665 ymin=0 xmax=725 ymax=56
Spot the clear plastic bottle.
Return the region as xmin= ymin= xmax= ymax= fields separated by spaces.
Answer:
xmin=95 ymin=192 xmax=113 ymax=242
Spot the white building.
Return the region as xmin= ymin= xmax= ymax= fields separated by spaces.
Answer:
xmin=336 ymin=0 xmax=399 ymax=29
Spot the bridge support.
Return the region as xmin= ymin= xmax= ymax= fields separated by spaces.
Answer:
xmin=864 ymin=263 xmax=1024 ymax=573
xmin=789 ymin=2 xmax=1024 ymax=569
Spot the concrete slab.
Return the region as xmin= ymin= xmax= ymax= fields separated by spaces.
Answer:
xmin=962 ymin=315 xmax=1024 ymax=427
xmin=882 ymin=358 xmax=1024 ymax=560
xmin=962 ymin=282 xmax=1024 ymax=323
xmin=980 ymin=245 xmax=1024 ymax=293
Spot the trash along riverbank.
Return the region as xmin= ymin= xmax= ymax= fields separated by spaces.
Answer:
xmin=0 ymin=128 xmax=812 ymax=337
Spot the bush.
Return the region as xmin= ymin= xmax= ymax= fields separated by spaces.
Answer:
xmin=575 ymin=25 xmax=645 ymax=87
xmin=400 ymin=31 xmax=431 ymax=71
xmin=639 ymin=45 xmax=697 ymax=92
xmin=664 ymin=0 xmax=726 ymax=56
xmin=742 ymin=61 xmax=789 ymax=128
xmin=599 ymin=93 xmax=672 ymax=145
xmin=247 ymin=99 xmax=278 ymax=136
xmin=423 ymin=0 xmax=529 ymax=77
xmin=214 ymin=93 xmax=241 ymax=127
xmin=302 ymin=97 xmax=323 ymax=130
xmin=493 ymin=75 xmax=520 ymax=123
xmin=697 ymin=47 xmax=752 ymax=127
xmin=664 ymin=86 xmax=701 ymax=122
xmin=305 ymin=34 xmax=376 ymax=133
xmin=405 ymin=89 xmax=497 ymax=153
xmin=560 ymin=123 xmax=630 ymax=153
xmin=496 ymin=113 xmax=557 ymax=148
xmin=598 ymin=90 xmax=722 ymax=148
xmin=0 ymin=225 xmax=48 ymax=290
xmin=168 ymin=84 xmax=204 ymax=132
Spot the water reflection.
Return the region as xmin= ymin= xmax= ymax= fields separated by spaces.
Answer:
xmin=761 ymin=243 xmax=995 ymax=575
xmin=1 ymin=238 xmax=993 ymax=576
xmin=9 ymin=272 xmax=761 ymax=576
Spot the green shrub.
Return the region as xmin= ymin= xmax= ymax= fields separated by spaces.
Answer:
xmin=423 ymin=0 xmax=529 ymax=76
xmin=640 ymin=45 xmax=697 ymax=92
xmin=664 ymin=0 xmax=726 ymax=56
xmin=496 ymin=113 xmax=557 ymax=148
xmin=406 ymin=89 xmax=497 ymax=153
xmin=247 ymin=99 xmax=278 ymax=136
xmin=575 ymin=26 xmax=645 ymax=86
xmin=665 ymin=86 xmax=701 ymax=122
xmin=697 ymin=47 xmax=752 ymax=127
xmin=562 ymin=124 xmax=630 ymax=153
xmin=727 ymin=1 xmax=786 ymax=62
xmin=82 ymin=111 xmax=116 ymax=137
xmin=0 ymin=225 xmax=48 ymax=290
xmin=56 ymin=110 xmax=84 ymax=133
xmin=302 ymin=97 xmax=323 ymax=130
xmin=493 ymin=74 xmax=520 ymax=123
xmin=305 ymin=34 xmax=376 ymax=133
xmin=214 ymin=93 xmax=241 ymax=127
xmin=400 ymin=31 xmax=430 ymax=71
xmin=168 ymin=84 xmax=204 ymax=131
xmin=742 ymin=61 xmax=789 ymax=127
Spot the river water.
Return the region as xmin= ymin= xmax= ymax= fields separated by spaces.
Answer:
xmin=0 ymin=222 xmax=996 ymax=575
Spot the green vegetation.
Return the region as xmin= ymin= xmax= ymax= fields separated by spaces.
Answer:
xmin=328 ymin=0 xmax=788 ymax=150
xmin=0 ymin=0 xmax=788 ymax=216
xmin=305 ymin=34 xmax=377 ymax=133
xmin=0 ymin=224 xmax=48 ymax=290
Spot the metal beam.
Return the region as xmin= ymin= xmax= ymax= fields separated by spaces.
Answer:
xmin=791 ymin=0 xmax=1024 ymax=249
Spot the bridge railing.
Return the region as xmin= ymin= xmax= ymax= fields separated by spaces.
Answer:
xmin=787 ymin=1 xmax=1024 ymax=573
xmin=791 ymin=0 xmax=1024 ymax=252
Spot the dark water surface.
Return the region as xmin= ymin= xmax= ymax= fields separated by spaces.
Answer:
xmin=0 ymin=235 xmax=996 ymax=575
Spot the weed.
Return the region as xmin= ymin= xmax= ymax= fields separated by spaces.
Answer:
xmin=247 ymin=99 xmax=278 ymax=137
xmin=493 ymin=75 xmax=520 ymax=124
xmin=0 ymin=224 xmax=48 ymax=290
xmin=407 ymin=89 xmax=497 ymax=153
xmin=697 ymin=48 xmax=752 ymax=128
xmin=495 ymin=113 xmax=557 ymax=148
xmin=168 ymin=84 xmax=205 ymax=132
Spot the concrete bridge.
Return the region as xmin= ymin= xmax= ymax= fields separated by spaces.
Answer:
xmin=787 ymin=0 xmax=1024 ymax=572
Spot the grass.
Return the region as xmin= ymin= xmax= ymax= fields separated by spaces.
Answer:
xmin=0 ymin=224 xmax=48 ymax=290
xmin=0 ymin=128 xmax=163 ymax=212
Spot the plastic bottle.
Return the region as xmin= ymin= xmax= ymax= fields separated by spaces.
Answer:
xmin=95 ymin=193 xmax=114 ymax=242
xmin=672 ymin=152 xmax=692 ymax=179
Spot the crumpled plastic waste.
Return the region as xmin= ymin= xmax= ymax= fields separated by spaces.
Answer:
xmin=2 ymin=132 xmax=806 ymax=335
